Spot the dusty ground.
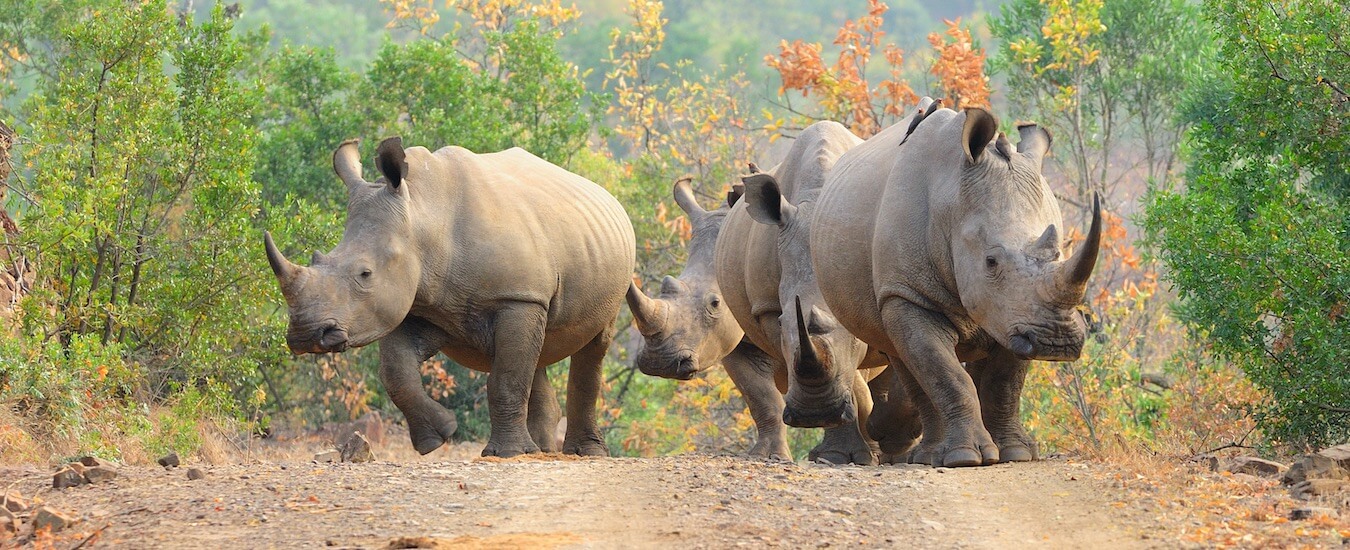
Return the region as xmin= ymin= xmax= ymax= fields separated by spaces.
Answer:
xmin=1 ymin=437 xmax=1346 ymax=549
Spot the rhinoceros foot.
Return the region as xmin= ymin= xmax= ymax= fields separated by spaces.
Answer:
xmin=562 ymin=436 xmax=609 ymax=457
xmin=482 ymin=433 xmax=542 ymax=458
xmin=809 ymin=425 xmax=878 ymax=466
xmin=746 ymin=438 xmax=792 ymax=462
xmin=997 ymin=445 xmax=1036 ymax=463
xmin=408 ymin=407 xmax=459 ymax=455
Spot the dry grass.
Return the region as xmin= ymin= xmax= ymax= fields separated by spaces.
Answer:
xmin=1085 ymin=444 xmax=1350 ymax=547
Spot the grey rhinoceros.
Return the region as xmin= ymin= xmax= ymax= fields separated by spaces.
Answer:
xmin=811 ymin=104 xmax=1101 ymax=468
xmin=627 ymin=121 xmax=902 ymax=464
xmin=628 ymin=179 xmax=803 ymax=460
xmin=265 ymin=137 xmax=636 ymax=458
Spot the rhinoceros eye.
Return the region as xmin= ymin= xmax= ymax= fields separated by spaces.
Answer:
xmin=360 ymin=269 xmax=373 ymax=279
xmin=985 ymin=256 xmax=998 ymax=270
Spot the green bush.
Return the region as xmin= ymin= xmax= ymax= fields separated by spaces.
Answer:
xmin=1143 ymin=0 xmax=1349 ymax=448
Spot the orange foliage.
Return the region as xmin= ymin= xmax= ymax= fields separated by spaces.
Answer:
xmin=764 ymin=0 xmax=917 ymax=137
xmin=927 ymin=18 xmax=990 ymax=109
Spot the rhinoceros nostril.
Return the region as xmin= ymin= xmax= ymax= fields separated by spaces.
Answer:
xmin=319 ymin=324 xmax=348 ymax=352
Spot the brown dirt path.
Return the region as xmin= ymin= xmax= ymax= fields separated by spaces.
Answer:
xmin=0 ymin=447 xmax=1168 ymax=549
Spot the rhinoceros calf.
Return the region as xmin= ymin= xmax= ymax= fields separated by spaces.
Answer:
xmin=811 ymin=104 xmax=1101 ymax=467
xmin=266 ymin=137 xmax=635 ymax=458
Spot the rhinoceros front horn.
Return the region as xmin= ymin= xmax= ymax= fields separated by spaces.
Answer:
xmin=794 ymin=296 xmax=826 ymax=381
xmin=627 ymin=280 xmax=667 ymax=336
xmin=1055 ymin=192 xmax=1103 ymax=303
xmin=264 ymin=231 xmax=304 ymax=299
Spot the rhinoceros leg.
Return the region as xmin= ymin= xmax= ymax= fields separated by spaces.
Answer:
xmin=866 ymin=364 xmax=923 ymax=464
xmin=891 ymin=361 xmax=944 ymax=465
xmin=482 ymin=303 xmax=548 ymax=458
xmin=968 ymin=348 xmax=1037 ymax=462
xmin=808 ymin=372 xmax=879 ymax=465
xmin=721 ymin=341 xmax=791 ymax=461
xmin=527 ymin=364 xmax=562 ymax=453
xmin=561 ymin=326 xmax=613 ymax=457
xmin=379 ymin=319 xmax=459 ymax=455
xmin=881 ymin=299 xmax=998 ymax=467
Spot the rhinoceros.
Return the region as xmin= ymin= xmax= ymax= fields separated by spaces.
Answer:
xmin=626 ymin=180 xmax=797 ymax=459
xmin=265 ymin=137 xmax=636 ymax=458
xmin=811 ymin=103 xmax=1101 ymax=467
xmin=627 ymin=123 xmax=903 ymax=464
xmin=714 ymin=121 xmax=899 ymax=464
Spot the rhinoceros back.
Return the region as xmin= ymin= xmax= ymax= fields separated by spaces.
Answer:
xmin=810 ymin=103 xmax=954 ymax=356
xmin=408 ymin=145 xmax=635 ymax=363
xmin=715 ymin=121 xmax=860 ymax=359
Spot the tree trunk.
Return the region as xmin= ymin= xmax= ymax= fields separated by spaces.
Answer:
xmin=1 ymin=119 xmax=33 ymax=332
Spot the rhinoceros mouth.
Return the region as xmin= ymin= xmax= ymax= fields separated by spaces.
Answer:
xmin=287 ymin=319 xmax=350 ymax=354
xmin=1007 ymin=322 xmax=1086 ymax=361
xmin=635 ymin=351 xmax=699 ymax=380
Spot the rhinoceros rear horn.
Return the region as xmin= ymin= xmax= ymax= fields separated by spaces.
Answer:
xmin=264 ymin=231 xmax=304 ymax=299
xmin=333 ymin=139 xmax=365 ymax=197
xmin=376 ymin=136 xmax=408 ymax=189
xmin=627 ymin=280 xmax=667 ymax=336
xmin=962 ymin=108 xmax=999 ymax=164
xmin=1055 ymin=192 xmax=1103 ymax=303
xmin=1016 ymin=123 xmax=1053 ymax=171
xmin=672 ymin=176 xmax=706 ymax=219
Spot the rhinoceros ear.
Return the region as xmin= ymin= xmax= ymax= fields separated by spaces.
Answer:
xmin=961 ymin=108 xmax=999 ymax=164
xmin=727 ymin=182 xmax=745 ymax=208
xmin=1015 ymin=123 xmax=1052 ymax=171
xmin=742 ymin=173 xmax=796 ymax=227
xmin=376 ymin=136 xmax=408 ymax=189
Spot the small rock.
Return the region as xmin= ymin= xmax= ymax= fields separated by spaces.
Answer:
xmin=339 ymin=431 xmax=375 ymax=463
xmin=1291 ymin=478 xmax=1348 ymax=499
xmin=1 ymin=491 xmax=28 ymax=513
xmin=78 ymin=456 xmax=103 ymax=467
xmin=1289 ymin=507 xmax=1340 ymax=520
xmin=32 ymin=506 xmax=77 ymax=532
xmin=1318 ymin=443 xmax=1350 ymax=468
xmin=157 ymin=452 xmax=181 ymax=469
xmin=84 ymin=465 xmax=118 ymax=484
xmin=1282 ymin=454 xmax=1348 ymax=485
xmin=0 ymin=507 xmax=18 ymax=534
xmin=1225 ymin=456 xmax=1287 ymax=478
xmin=314 ymin=450 xmax=340 ymax=463
xmin=187 ymin=468 xmax=206 ymax=481
xmin=52 ymin=467 xmax=87 ymax=489
xmin=920 ymin=519 xmax=945 ymax=531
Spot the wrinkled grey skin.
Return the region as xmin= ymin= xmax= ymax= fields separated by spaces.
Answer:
xmin=266 ymin=137 xmax=635 ymax=458
xmin=715 ymin=121 xmax=896 ymax=465
xmin=812 ymin=101 xmax=1102 ymax=468
xmin=739 ymin=169 xmax=925 ymax=463
xmin=626 ymin=180 xmax=795 ymax=459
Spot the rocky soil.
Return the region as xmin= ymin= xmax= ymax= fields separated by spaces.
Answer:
xmin=1 ymin=437 xmax=1346 ymax=549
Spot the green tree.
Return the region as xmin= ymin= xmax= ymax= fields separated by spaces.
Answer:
xmin=0 ymin=2 xmax=278 ymax=439
xmin=990 ymin=0 xmax=1213 ymax=197
xmin=1144 ymin=0 xmax=1349 ymax=448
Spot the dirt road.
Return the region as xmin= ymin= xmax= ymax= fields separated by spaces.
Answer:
xmin=1 ymin=445 xmax=1168 ymax=549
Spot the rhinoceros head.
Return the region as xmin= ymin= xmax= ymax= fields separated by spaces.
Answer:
xmin=951 ymin=109 xmax=1101 ymax=361
xmin=625 ymin=179 xmax=743 ymax=379
xmin=264 ymin=137 xmax=422 ymax=354
xmin=743 ymin=173 xmax=869 ymax=428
